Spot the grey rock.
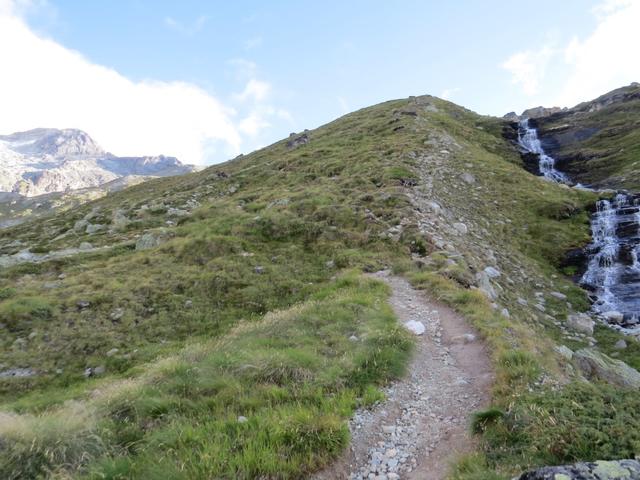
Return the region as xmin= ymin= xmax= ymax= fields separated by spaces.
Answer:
xmin=550 ymin=291 xmax=567 ymax=300
xmin=110 ymin=308 xmax=124 ymax=321
xmin=77 ymin=300 xmax=91 ymax=309
xmin=79 ymin=242 xmax=93 ymax=250
xmin=135 ymin=230 xmax=168 ymax=251
xmin=516 ymin=459 xmax=640 ymax=479
xmin=484 ymin=266 xmax=501 ymax=278
xmin=111 ymin=209 xmax=130 ymax=231
xmin=93 ymin=365 xmax=106 ymax=375
xmin=426 ymin=201 xmax=442 ymax=214
xmin=476 ymin=271 xmax=497 ymax=300
xmin=237 ymin=415 xmax=249 ymax=423
xmin=0 ymin=367 xmax=35 ymax=378
xmin=167 ymin=207 xmax=189 ymax=217
xmin=602 ymin=311 xmax=624 ymax=324
xmin=85 ymin=223 xmax=104 ymax=234
xmin=460 ymin=172 xmax=476 ymax=184
xmin=554 ymin=345 xmax=574 ymax=361
xmin=567 ymin=313 xmax=595 ymax=335
xmin=254 ymin=266 xmax=265 ymax=274
xmin=286 ymin=132 xmax=309 ymax=149
xmin=453 ymin=222 xmax=468 ymax=235
xmin=452 ymin=333 xmax=476 ymax=344
xmin=404 ymin=320 xmax=425 ymax=335
xmin=106 ymin=348 xmax=119 ymax=357
xmin=184 ymin=299 xmax=193 ymax=308
xmin=74 ymin=219 xmax=88 ymax=232
xmin=574 ymin=348 xmax=640 ymax=388
xmin=614 ymin=339 xmax=628 ymax=350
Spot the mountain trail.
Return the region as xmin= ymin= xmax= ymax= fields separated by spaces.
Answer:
xmin=314 ymin=271 xmax=493 ymax=480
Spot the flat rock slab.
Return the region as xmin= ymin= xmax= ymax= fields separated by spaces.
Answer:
xmin=517 ymin=460 xmax=640 ymax=479
xmin=314 ymin=271 xmax=493 ymax=480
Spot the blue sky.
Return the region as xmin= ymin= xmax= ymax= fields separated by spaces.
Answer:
xmin=1 ymin=0 xmax=638 ymax=164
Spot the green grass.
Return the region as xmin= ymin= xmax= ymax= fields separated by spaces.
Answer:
xmin=0 ymin=273 xmax=412 ymax=479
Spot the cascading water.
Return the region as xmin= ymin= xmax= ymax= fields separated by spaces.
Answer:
xmin=518 ymin=119 xmax=571 ymax=184
xmin=517 ymin=119 xmax=640 ymax=333
xmin=580 ymin=193 xmax=640 ymax=332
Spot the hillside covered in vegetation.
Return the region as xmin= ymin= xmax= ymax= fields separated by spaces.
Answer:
xmin=1 ymin=90 xmax=639 ymax=479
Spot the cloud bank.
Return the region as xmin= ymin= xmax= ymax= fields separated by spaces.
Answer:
xmin=502 ymin=0 xmax=640 ymax=108
xmin=0 ymin=1 xmax=282 ymax=165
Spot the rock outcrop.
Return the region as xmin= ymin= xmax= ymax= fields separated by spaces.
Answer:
xmin=0 ymin=128 xmax=195 ymax=197
xmin=574 ymin=348 xmax=640 ymax=389
xmin=517 ymin=460 xmax=640 ymax=479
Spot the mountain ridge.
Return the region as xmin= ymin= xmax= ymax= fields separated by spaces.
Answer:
xmin=0 ymin=127 xmax=196 ymax=197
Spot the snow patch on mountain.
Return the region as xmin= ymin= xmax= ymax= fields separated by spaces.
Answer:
xmin=0 ymin=128 xmax=196 ymax=196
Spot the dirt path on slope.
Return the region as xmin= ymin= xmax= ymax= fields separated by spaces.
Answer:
xmin=314 ymin=271 xmax=493 ymax=480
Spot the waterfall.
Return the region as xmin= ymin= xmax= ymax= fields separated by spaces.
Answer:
xmin=516 ymin=119 xmax=640 ymax=332
xmin=517 ymin=119 xmax=571 ymax=184
xmin=580 ymin=193 xmax=640 ymax=332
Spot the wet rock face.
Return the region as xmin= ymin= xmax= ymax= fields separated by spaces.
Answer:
xmin=580 ymin=193 xmax=640 ymax=332
xmin=517 ymin=459 xmax=640 ymax=479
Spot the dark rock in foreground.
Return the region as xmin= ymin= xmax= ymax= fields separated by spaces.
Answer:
xmin=517 ymin=460 xmax=640 ymax=479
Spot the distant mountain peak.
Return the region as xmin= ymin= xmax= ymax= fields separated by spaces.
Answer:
xmin=0 ymin=128 xmax=105 ymax=157
xmin=0 ymin=128 xmax=195 ymax=197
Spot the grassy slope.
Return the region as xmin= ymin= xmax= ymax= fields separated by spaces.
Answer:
xmin=0 ymin=95 xmax=637 ymax=478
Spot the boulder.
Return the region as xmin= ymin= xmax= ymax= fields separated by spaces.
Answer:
xmin=475 ymin=271 xmax=497 ymax=301
xmin=574 ymin=348 xmax=640 ymax=389
xmin=404 ymin=320 xmax=425 ymax=335
xmin=85 ymin=223 xmax=104 ymax=234
xmin=484 ymin=266 xmax=501 ymax=278
xmin=286 ymin=132 xmax=309 ymax=149
xmin=614 ymin=339 xmax=628 ymax=350
xmin=453 ymin=222 xmax=468 ymax=235
xmin=517 ymin=460 xmax=640 ymax=479
xmin=111 ymin=209 xmax=130 ymax=231
xmin=602 ymin=311 xmax=624 ymax=324
xmin=460 ymin=172 xmax=475 ymax=184
xmin=109 ymin=308 xmax=124 ymax=322
xmin=566 ymin=313 xmax=595 ymax=335
xmin=554 ymin=345 xmax=574 ymax=361
xmin=135 ymin=230 xmax=168 ymax=251
xmin=73 ymin=219 xmax=88 ymax=232
xmin=167 ymin=207 xmax=189 ymax=217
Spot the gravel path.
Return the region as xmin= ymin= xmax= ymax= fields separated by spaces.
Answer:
xmin=314 ymin=271 xmax=493 ymax=480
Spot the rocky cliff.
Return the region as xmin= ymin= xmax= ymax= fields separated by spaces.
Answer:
xmin=504 ymin=82 xmax=640 ymax=190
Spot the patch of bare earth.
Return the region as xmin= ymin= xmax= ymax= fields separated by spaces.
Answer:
xmin=314 ymin=271 xmax=493 ymax=480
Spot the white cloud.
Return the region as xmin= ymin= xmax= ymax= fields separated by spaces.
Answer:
xmin=555 ymin=0 xmax=640 ymax=107
xmin=164 ymin=15 xmax=208 ymax=37
xmin=0 ymin=3 xmax=291 ymax=165
xmin=234 ymin=79 xmax=271 ymax=103
xmin=501 ymin=46 xmax=554 ymax=96
xmin=440 ymin=87 xmax=461 ymax=100
xmin=502 ymin=0 xmax=640 ymax=108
